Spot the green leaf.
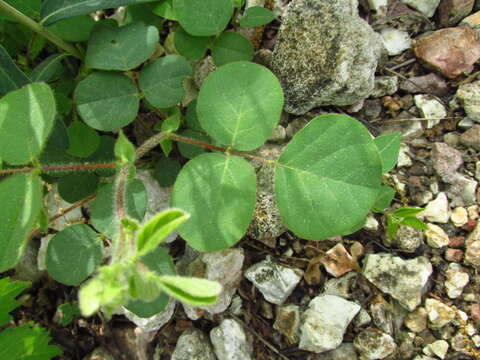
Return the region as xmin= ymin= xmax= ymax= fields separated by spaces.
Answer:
xmin=372 ymin=185 xmax=395 ymax=212
xmin=139 ymin=55 xmax=192 ymax=109
xmin=40 ymin=0 xmax=159 ymax=25
xmin=66 ymin=120 xmax=100 ymax=158
xmin=28 ymin=35 xmax=46 ymax=62
xmin=399 ymin=217 xmax=428 ymax=230
xmin=46 ymin=224 xmax=104 ymax=285
xmin=74 ymin=71 xmax=140 ymax=131
xmin=374 ymin=132 xmax=401 ymax=174
xmin=90 ymin=179 xmax=147 ymax=238
xmin=86 ymin=21 xmax=159 ymax=71
xmin=391 ymin=207 xmax=424 ymax=218
xmin=172 ymin=153 xmax=256 ymax=252
xmin=125 ymin=248 xmax=173 ymax=318
xmin=386 ymin=213 xmax=400 ymax=240
xmin=185 ymin=99 xmax=202 ymax=131
xmin=137 ymin=208 xmax=189 ymax=256
xmin=239 ymin=6 xmax=275 ymax=27
xmin=0 ymin=323 xmax=62 ymax=359
xmin=85 ymin=135 xmax=116 ymax=177
xmin=174 ymin=26 xmax=210 ymax=60
xmin=177 ymin=129 xmax=209 ymax=159
xmin=275 ymin=114 xmax=382 ymax=240
xmin=0 ymin=174 xmax=42 ymax=272
xmin=114 ymin=131 xmax=136 ymax=165
xmin=0 ymin=44 xmax=30 ymax=97
xmin=0 ymin=277 xmax=30 ymax=327
xmin=0 ymin=82 xmax=55 ymax=165
xmin=156 ymin=275 xmax=221 ymax=306
xmin=30 ymin=53 xmax=67 ymax=82
xmin=197 ymin=61 xmax=283 ymax=151
xmin=46 ymin=15 xmax=96 ymax=42
xmin=211 ymin=32 xmax=254 ymax=67
xmin=173 ymin=0 xmax=233 ymax=36
xmin=152 ymin=157 xmax=181 ymax=187
xmin=56 ymin=302 xmax=80 ymax=326
xmin=57 ymin=172 xmax=99 ymax=203
xmin=151 ymin=0 xmax=177 ymax=20
xmin=0 ymin=0 xmax=41 ymax=21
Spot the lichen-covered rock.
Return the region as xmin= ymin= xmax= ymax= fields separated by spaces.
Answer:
xmin=299 ymin=295 xmax=361 ymax=353
xmin=210 ymin=319 xmax=252 ymax=360
xmin=271 ymin=0 xmax=383 ymax=114
xmin=456 ymin=81 xmax=480 ymax=123
xmin=404 ymin=307 xmax=428 ymax=333
xmin=425 ymin=298 xmax=456 ymax=328
xmin=370 ymin=76 xmax=398 ymax=98
xmin=391 ymin=225 xmax=424 ymax=251
xmin=273 ymin=304 xmax=301 ymax=344
xmin=353 ymin=328 xmax=396 ymax=360
xmin=362 ymin=253 xmax=432 ymax=311
xmin=171 ymin=328 xmax=216 ymax=360
xmin=245 ymin=256 xmax=303 ymax=304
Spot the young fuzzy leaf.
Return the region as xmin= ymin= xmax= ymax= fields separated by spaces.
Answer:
xmin=74 ymin=71 xmax=140 ymax=131
xmin=30 ymin=53 xmax=67 ymax=82
xmin=374 ymin=132 xmax=401 ymax=174
xmin=156 ymin=275 xmax=222 ymax=306
xmin=0 ymin=44 xmax=30 ymax=97
xmin=137 ymin=208 xmax=189 ymax=256
xmin=239 ymin=6 xmax=275 ymax=28
xmin=275 ymin=114 xmax=382 ymax=240
xmin=386 ymin=213 xmax=400 ymax=240
xmin=46 ymin=224 xmax=104 ymax=285
xmin=172 ymin=153 xmax=256 ymax=252
xmin=0 ymin=277 xmax=30 ymax=327
xmin=174 ymin=27 xmax=210 ymax=60
xmin=391 ymin=207 xmax=424 ymax=218
xmin=0 ymin=82 xmax=55 ymax=165
xmin=173 ymin=0 xmax=233 ymax=36
xmin=125 ymin=247 xmax=174 ymax=318
xmin=0 ymin=174 xmax=42 ymax=272
xmin=197 ymin=62 xmax=283 ymax=151
xmin=211 ymin=32 xmax=254 ymax=67
xmin=40 ymin=0 xmax=159 ymax=25
xmin=139 ymin=55 xmax=192 ymax=109
xmin=114 ymin=131 xmax=136 ymax=165
xmin=86 ymin=21 xmax=159 ymax=71
xmin=58 ymin=172 xmax=99 ymax=203
xmin=372 ymin=185 xmax=395 ymax=212
xmin=66 ymin=120 xmax=100 ymax=158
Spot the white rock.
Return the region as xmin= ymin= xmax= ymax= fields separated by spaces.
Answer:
xmin=423 ymin=340 xmax=449 ymax=359
xmin=401 ymin=0 xmax=441 ymax=17
xmin=245 ymin=256 xmax=303 ymax=305
xmin=299 ymin=295 xmax=361 ymax=353
xmin=380 ymin=28 xmax=412 ymax=56
xmin=363 ymin=253 xmax=432 ymax=311
xmin=171 ymin=328 xmax=216 ymax=360
xmin=451 ymin=207 xmax=469 ymax=227
xmin=445 ymin=263 xmax=469 ymax=299
xmin=421 ymin=192 xmax=449 ymax=223
xmin=37 ymin=235 xmax=53 ymax=271
xmin=425 ymin=298 xmax=456 ymax=329
xmin=397 ymin=144 xmax=413 ymax=167
xmin=425 ymin=223 xmax=450 ymax=248
xmin=364 ymin=214 xmax=379 ymax=231
xmin=468 ymin=205 xmax=478 ymax=220
xmin=368 ymin=0 xmax=388 ymax=13
xmin=458 ymin=117 xmax=475 ymax=129
xmin=414 ymin=94 xmax=447 ymax=128
xmin=210 ymin=319 xmax=252 ymax=360
xmin=121 ymin=298 xmax=176 ymax=332
xmin=472 ymin=335 xmax=480 ymax=347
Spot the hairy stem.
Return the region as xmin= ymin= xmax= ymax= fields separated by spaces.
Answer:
xmin=0 ymin=162 xmax=118 ymax=176
xmin=0 ymin=1 xmax=83 ymax=60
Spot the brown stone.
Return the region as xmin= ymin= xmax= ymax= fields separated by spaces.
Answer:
xmin=462 ymin=11 xmax=480 ymax=25
xmin=320 ymin=243 xmax=359 ymax=278
xmin=438 ymin=0 xmax=475 ymax=27
xmin=469 ymin=303 xmax=480 ymax=322
xmin=414 ymin=26 xmax=480 ymax=79
xmin=445 ymin=248 xmax=464 ymax=262
xmin=449 ymin=235 xmax=465 ymax=248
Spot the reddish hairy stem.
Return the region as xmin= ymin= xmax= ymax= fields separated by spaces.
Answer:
xmin=0 ymin=162 xmax=118 ymax=175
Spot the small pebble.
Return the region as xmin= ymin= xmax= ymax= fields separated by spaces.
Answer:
xmin=444 ymin=248 xmax=464 ymax=262
xmin=425 ymin=224 xmax=450 ymax=248
xmin=451 ymin=207 xmax=469 ymax=227
xmin=380 ymin=28 xmax=412 ymax=56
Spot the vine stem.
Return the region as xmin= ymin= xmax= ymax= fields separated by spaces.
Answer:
xmin=0 ymin=1 xmax=83 ymax=60
xmin=0 ymin=162 xmax=118 ymax=176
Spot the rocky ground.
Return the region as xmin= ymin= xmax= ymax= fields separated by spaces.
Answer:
xmin=11 ymin=0 xmax=480 ymax=359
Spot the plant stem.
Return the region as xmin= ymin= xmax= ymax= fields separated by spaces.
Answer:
xmin=0 ymin=0 xmax=83 ymax=60
xmin=0 ymin=162 xmax=118 ymax=176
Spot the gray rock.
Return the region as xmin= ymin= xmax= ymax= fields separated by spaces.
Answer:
xmin=171 ymin=328 xmax=216 ymax=360
xmin=446 ymin=174 xmax=478 ymax=207
xmin=245 ymin=256 xmax=303 ymax=305
xmin=14 ymin=239 xmax=43 ymax=282
xmin=314 ymin=343 xmax=358 ymax=360
xmin=354 ymin=309 xmax=372 ymax=328
xmin=465 ymin=222 xmax=480 ymax=267
xmin=456 ymin=81 xmax=480 ymax=122
xmin=460 ymin=124 xmax=480 ymax=150
xmin=431 ymin=142 xmax=463 ymax=183
xmin=194 ymin=56 xmax=215 ymax=89
xmin=353 ymin=328 xmax=396 ymax=360
xmin=371 ymin=302 xmax=393 ymax=335
xmin=299 ymin=294 xmax=361 ymax=353
xmin=323 ymin=272 xmax=359 ymax=299
xmin=370 ymin=76 xmax=398 ymax=98
xmin=362 ymin=253 xmax=432 ymax=311
xmin=400 ymin=73 xmax=449 ymax=97
xmin=271 ymin=0 xmax=383 ymax=114
xmin=401 ymin=0 xmax=441 ymax=17
xmin=273 ymin=304 xmax=301 ymax=344
xmin=121 ymin=298 xmax=176 ymax=332
xmin=210 ymin=319 xmax=252 ymax=360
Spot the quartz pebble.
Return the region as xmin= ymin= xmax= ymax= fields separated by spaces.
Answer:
xmin=404 ymin=307 xmax=428 ymax=333
xmin=451 ymin=207 xmax=469 ymax=227
xmin=414 ymin=95 xmax=446 ymax=128
xmin=380 ymin=28 xmax=411 ymax=56
xmin=425 ymin=223 xmax=450 ymax=248
xmin=425 ymin=299 xmax=456 ymax=329
xmin=423 ymin=339 xmax=449 ymax=359
xmin=422 ymin=192 xmax=449 ymax=223
xmin=445 ymin=263 xmax=469 ymax=298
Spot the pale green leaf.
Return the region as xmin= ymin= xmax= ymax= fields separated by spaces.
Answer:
xmin=156 ymin=275 xmax=222 ymax=306
xmin=171 ymin=153 xmax=256 ymax=252
xmin=373 ymin=185 xmax=395 ymax=212
xmin=114 ymin=130 xmax=136 ymax=165
xmin=0 ymin=277 xmax=30 ymax=327
xmin=0 ymin=83 xmax=55 ymax=165
xmin=374 ymin=132 xmax=401 ymax=174
xmin=275 ymin=114 xmax=382 ymax=240
xmin=197 ymin=61 xmax=283 ymax=151
xmin=239 ymin=6 xmax=275 ymax=28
